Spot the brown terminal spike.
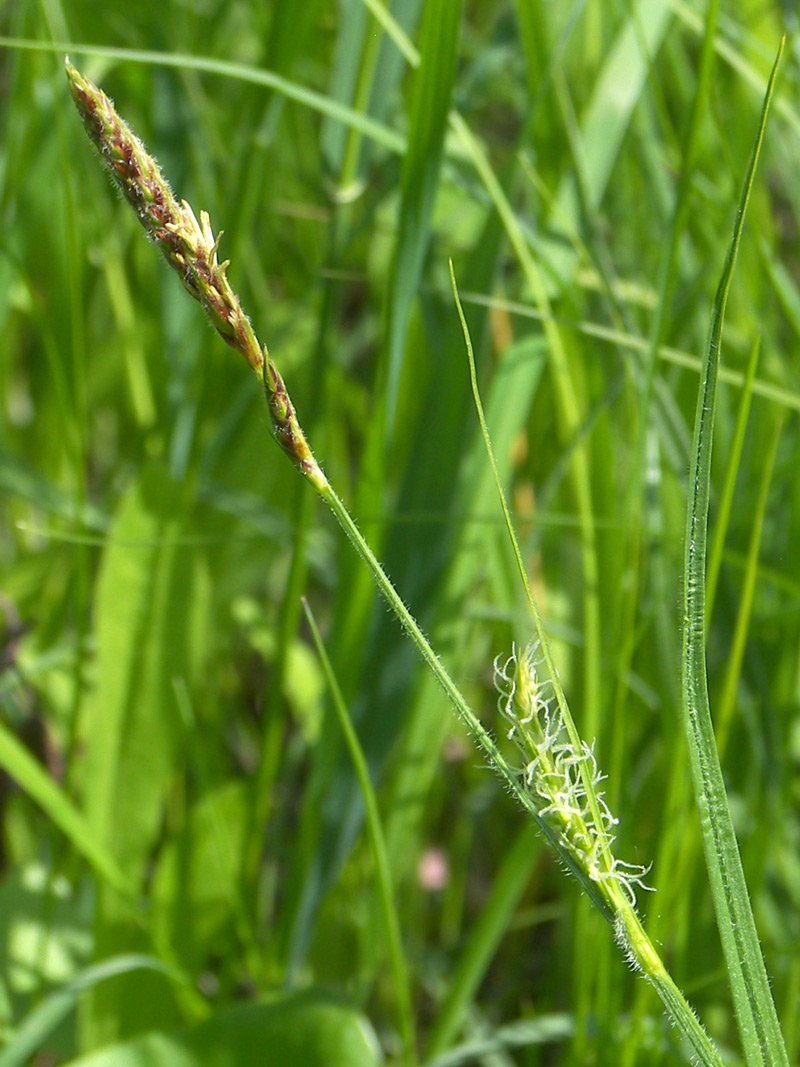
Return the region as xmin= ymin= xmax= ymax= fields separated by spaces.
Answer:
xmin=66 ymin=58 xmax=327 ymax=490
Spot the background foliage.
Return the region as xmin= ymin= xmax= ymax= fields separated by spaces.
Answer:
xmin=1 ymin=1 xmax=799 ymax=1064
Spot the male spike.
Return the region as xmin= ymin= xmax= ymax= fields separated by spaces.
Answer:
xmin=66 ymin=59 xmax=326 ymax=490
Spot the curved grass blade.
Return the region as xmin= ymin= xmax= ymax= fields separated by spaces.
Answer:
xmin=384 ymin=0 xmax=462 ymax=438
xmin=0 ymin=38 xmax=405 ymax=154
xmin=447 ymin=288 xmax=800 ymax=415
xmin=705 ymin=334 xmax=761 ymax=625
xmin=301 ymin=598 xmax=417 ymax=1067
xmin=713 ymin=414 xmax=783 ymax=760
xmin=426 ymin=1015 xmax=573 ymax=1067
xmin=0 ymin=956 xmax=184 ymax=1067
xmin=424 ymin=822 xmax=540 ymax=1058
xmin=0 ymin=722 xmax=133 ymax=898
xmin=681 ymin=38 xmax=789 ymax=1067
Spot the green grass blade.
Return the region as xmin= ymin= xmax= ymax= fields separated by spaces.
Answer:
xmin=561 ymin=0 xmax=672 ymax=219
xmin=350 ymin=2 xmax=630 ymax=743
xmin=450 ymin=112 xmax=603 ymax=734
xmin=615 ymin=0 xmax=719 ymax=734
xmin=424 ymin=822 xmax=540 ymax=1058
xmin=680 ymin=39 xmax=789 ymax=1067
xmin=301 ymin=597 xmax=417 ymax=1067
xmin=246 ymin=481 xmax=315 ymax=942
xmin=0 ymin=38 xmax=406 ymax=154
xmin=450 ymin=289 xmax=800 ymax=414
xmin=0 ymin=956 xmax=182 ymax=1067
xmin=379 ymin=331 xmax=546 ymax=892
xmin=426 ymin=1015 xmax=573 ymax=1067
xmin=705 ymin=334 xmax=761 ymax=626
xmin=713 ymin=413 xmax=783 ymax=761
xmin=383 ymin=0 xmax=462 ymax=437
xmin=670 ymin=2 xmax=800 ymax=141
xmin=322 ymin=2 xmax=388 ymax=186
xmin=449 ymin=261 xmax=606 ymax=868
xmin=318 ymin=476 xmax=615 ymax=923
xmin=546 ymin=0 xmax=673 ymax=284
xmin=0 ymin=722 xmax=132 ymax=897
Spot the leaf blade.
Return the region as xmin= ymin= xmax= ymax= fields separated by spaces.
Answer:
xmin=680 ymin=38 xmax=789 ymax=1067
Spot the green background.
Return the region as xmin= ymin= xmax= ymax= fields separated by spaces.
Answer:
xmin=0 ymin=1 xmax=798 ymax=1064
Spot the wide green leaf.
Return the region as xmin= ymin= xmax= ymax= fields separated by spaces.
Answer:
xmin=79 ymin=461 xmax=212 ymax=1046
xmin=64 ymin=995 xmax=382 ymax=1067
xmin=383 ymin=0 xmax=463 ymax=435
xmin=80 ymin=461 xmax=211 ymax=872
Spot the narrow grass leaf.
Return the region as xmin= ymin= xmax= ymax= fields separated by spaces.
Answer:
xmin=669 ymin=3 xmax=800 ymax=141
xmin=450 ymin=261 xmax=610 ymax=874
xmin=424 ymin=822 xmax=541 ymax=1058
xmin=381 ymin=333 xmax=547 ymax=891
xmin=450 ymin=111 xmax=604 ymax=735
xmin=680 ymin=39 xmax=790 ymax=1067
xmin=0 ymin=723 xmax=131 ymax=897
xmin=0 ymin=39 xmax=406 ymax=154
xmin=512 ymin=0 xmax=586 ymax=103
xmin=0 ymin=447 xmax=106 ymax=529
xmin=61 ymin=996 xmax=381 ymax=1067
xmin=279 ymin=161 xmax=508 ymax=975
xmin=302 ymin=598 xmax=416 ymax=1066
xmin=336 ymin=0 xmax=423 ymax=187
xmin=705 ymin=334 xmax=761 ymax=625
xmin=613 ymin=0 xmax=720 ymax=769
xmin=151 ymin=781 xmax=251 ymax=975
xmin=713 ymin=415 xmax=783 ymax=761
xmin=0 ymin=956 xmax=182 ymax=1067
xmin=426 ymin=1015 xmax=573 ymax=1067
xmin=321 ymin=2 xmax=384 ymax=182
xmin=546 ymin=0 xmax=673 ymax=283
xmin=383 ymin=0 xmax=462 ymax=437
xmin=451 ymin=289 xmax=800 ymax=415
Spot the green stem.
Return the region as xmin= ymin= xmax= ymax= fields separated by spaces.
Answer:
xmin=317 ymin=481 xmax=600 ymax=898
xmin=315 ymin=476 xmax=723 ymax=1067
xmin=618 ymin=909 xmax=724 ymax=1067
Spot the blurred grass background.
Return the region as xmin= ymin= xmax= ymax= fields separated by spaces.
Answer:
xmin=1 ymin=1 xmax=799 ymax=1064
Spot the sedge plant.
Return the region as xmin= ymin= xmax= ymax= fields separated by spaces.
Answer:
xmin=65 ymin=53 xmax=789 ymax=1067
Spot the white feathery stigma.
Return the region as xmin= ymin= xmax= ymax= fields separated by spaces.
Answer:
xmin=494 ymin=640 xmax=653 ymax=910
